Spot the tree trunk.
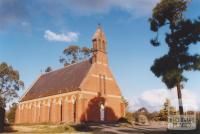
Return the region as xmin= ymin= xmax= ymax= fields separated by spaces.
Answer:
xmin=177 ymin=84 xmax=184 ymax=115
xmin=0 ymin=107 xmax=5 ymax=132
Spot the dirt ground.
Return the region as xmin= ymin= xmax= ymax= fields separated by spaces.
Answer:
xmin=2 ymin=122 xmax=200 ymax=134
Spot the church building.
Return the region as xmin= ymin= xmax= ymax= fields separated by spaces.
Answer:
xmin=15 ymin=27 xmax=125 ymax=124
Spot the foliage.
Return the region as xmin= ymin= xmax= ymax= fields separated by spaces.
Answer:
xmin=60 ymin=45 xmax=92 ymax=66
xmin=6 ymin=103 xmax=18 ymax=124
xmin=134 ymin=107 xmax=150 ymax=122
xmin=157 ymin=99 xmax=176 ymax=121
xmin=125 ymin=112 xmax=135 ymax=124
xmin=0 ymin=62 xmax=24 ymax=108
xmin=150 ymin=0 xmax=200 ymax=89
xmin=158 ymin=108 xmax=168 ymax=121
xmin=0 ymin=62 xmax=23 ymax=132
xmin=121 ymin=96 xmax=129 ymax=111
xmin=118 ymin=117 xmax=130 ymax=124
xmin=149 ymin=0 xmax=200 ymax=115
xmin=137 ymin=107 xmax=149 ymax=115
xmin=45 ymin=66 xmax=52 ymax=73
xmin=120 ymin=97 xmax=134 ymax=124
xmin=148 ymin=112 xmax=160 ymax=121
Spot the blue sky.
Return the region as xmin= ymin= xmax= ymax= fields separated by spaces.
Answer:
xmin=0 ymin=0 xmax=200 ymax=111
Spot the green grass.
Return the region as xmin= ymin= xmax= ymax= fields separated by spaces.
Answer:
xmin=4 ymin=123 xmax=93 ymax=133
xmin=33 ymin=125 xmax=75 ymax=133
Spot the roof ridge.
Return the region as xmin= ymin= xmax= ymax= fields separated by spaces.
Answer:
xmin=42 ymin=59 xmax=91 ymax=76
xmin=21 ymin=58 xmax=92 ymax=101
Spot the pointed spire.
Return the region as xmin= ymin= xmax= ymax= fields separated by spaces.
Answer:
xmin=92 ymin=24 xmax=106 ymax=42
xmin=92 ymin=25 xmax=108 ymax=64
xmin=98 ymin=23 xmax=101 ymax=28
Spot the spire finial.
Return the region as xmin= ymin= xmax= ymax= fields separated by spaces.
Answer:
xmin=98 ymin=23 xmax=101 ymax=29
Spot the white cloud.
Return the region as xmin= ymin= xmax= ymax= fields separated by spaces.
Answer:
xmin=0 ymin=0 xmax=160 ymax=29
xmin=44 ymin=30 xmax=79 ymax=42
xmin=21 ymin=21 xmax=30 ymax=27
xmin=56 ymin=0 xmax=160 ymax=16
xmin=129 ymin=89 xmax=200 ymax=112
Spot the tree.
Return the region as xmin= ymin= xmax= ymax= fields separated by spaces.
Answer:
xmin=148 ymin=111 xmax=160 ymax=121
xmin=121 ymin=96 xmax=129 ymax=112
xmin=6 ymin=103 xmax=18 ymax=124
xmin=0 ymin=62 xmax=23 ymax=131
xmin=149 ymin=0 xmax=200 ymax=115
xmin=121 ymin=97 xmax=134 ymax=123
xmin=59 ymin=45 xmax=92 ymax=66
xmin=135 ymin=107 xmax=150 ymax=124
xmin=45 ymin=66 xmax=52 ymax=73
xmin=158 ymin=99 xmax=176 ymax=121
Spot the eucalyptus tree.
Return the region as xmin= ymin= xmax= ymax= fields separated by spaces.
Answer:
xmin=60 ymin=45 xmax=92 ymax=66
xmin=149 ymin=0 xmax=200 ymax=115
xmin=0 ymin=62 xmax=23 ymax=131
xmin=45 ymin=66 xmax=53 ymax=73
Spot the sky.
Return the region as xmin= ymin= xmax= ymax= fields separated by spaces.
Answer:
xmin=0 ymin=0 xmax=200 ymax=111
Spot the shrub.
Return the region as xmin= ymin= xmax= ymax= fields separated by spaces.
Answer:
xmin=118 ymin=117 xmax=130 ymax=124
xmin=72 ymin=123 xmax=93 ymax=132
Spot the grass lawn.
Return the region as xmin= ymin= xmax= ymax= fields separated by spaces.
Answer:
xmin=3 ymin=121 xmax=199 ymax=134
xmin=4 ymin=124 xmax=94 ymax=133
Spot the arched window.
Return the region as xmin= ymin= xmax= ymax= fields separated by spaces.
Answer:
xmin=59 ymin=99 xmax=62 ymax=122
xmin=99 ymin=74 xmax=102 ymax=94
xmin=103 ymin=75 xmax=106 ymax=94
xmin=99 ymin=39 xmax=102 ymax=50
xmin=47 ymin=100 xmax=51 ymax=122
xmin=71 ymin=96 xmax=76 ymax=123
xmin=93 ymin=39 xmax=97 ymax=50
xmin=102 ymin=41 xmax=106 ymax=51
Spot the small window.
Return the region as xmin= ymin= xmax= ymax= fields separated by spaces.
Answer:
xmin=93 ymin=40 xmax=97 ymax=50
xmin=102 ymin=41 xmax=106 ymax=51
xmin=99 ymin=40 xmax=102 ymax=50
xmin=103 ymin=75 xmax=106 ymax=94
xmin=99 ymin=74 xmax=102 ymax=94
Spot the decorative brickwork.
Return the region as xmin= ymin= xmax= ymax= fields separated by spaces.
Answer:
xmin=15 ymin=27 xmax=125 ymax=124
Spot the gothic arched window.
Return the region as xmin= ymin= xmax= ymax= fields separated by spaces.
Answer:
xmin=102 ymin=41 xmax=105 ymax=51
xmin=93 ymin=39 xmax=97 ymax=50
xmin=99 ymin=39 xmax=102 ymax=50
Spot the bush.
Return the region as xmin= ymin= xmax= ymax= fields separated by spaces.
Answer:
xmin=118 ymin=117 xmax=130 ymax=124
xmin=125 ymin=112 xmax=134 ymax=124
xmin=72 ymin=123 xmax=93 ymax=132
xmin=6 ymin=103 xmax=17 ymax=124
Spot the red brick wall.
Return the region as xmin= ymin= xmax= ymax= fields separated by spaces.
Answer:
xmin=15 ymin=62 xmax=125 ymax=124
xmin=15 ymin=93 xmax=125 ymax=124
xmin=80 ymin=63 xmax=121 ymax=96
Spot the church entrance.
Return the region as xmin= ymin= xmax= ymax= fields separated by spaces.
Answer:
xmin=100 ymin=104 xmax=105 ymax=121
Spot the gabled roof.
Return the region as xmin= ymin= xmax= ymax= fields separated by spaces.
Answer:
xmin=21 ymin=60 xmax=92 ymax=102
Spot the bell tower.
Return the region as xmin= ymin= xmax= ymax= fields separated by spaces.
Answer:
xmin=92 ymin=25 xmax=108 ymax=64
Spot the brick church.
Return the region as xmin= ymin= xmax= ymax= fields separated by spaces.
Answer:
xmin=15 ymin=26 xmax=125 ymax=124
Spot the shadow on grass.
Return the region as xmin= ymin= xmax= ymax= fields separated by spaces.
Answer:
xmin=2 ymin=124 xmax=18 ymax=133
xmin=71 ymin=123 xmax=95 ymax=132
